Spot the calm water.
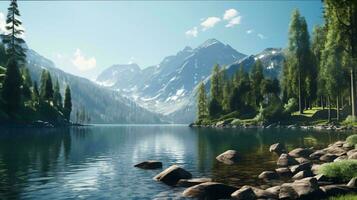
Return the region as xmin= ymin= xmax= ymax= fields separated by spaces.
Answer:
xmin=0 ymin=125 xmax=353 ymax=199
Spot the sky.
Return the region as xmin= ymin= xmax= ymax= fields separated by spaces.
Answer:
xmin=0 ymin=1 xmax=324 ymax=80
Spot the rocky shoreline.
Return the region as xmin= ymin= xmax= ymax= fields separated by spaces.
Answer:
xmin=189 ymin=121 xmax=357 ymax=132
xmin=135 ymin=138 xmax=357 ymax=200
xmin=0 ymin=120 xmax=87 ymax=128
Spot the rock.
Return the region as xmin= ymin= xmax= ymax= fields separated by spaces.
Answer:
xmin=309 ymin=150 xmax=326 ymax=160
xmin=324 ymin=146 xmax=346 ymax=156
xmin=277 ymin=153 xmax=299 ymax=167
xmin=347 ymin=149 xmax=357 ymax=156
xmin=292 ymin=170 xmax=314 ymax=180
xmin=320 ymin=184 xmax=351 ymax=196
xmin=290 ymin=162 xmax=312 ymax=174
xmin=258 ymin=171 xmax=279 ymax=180
xmin=289 ymin=148 xmax=313 ymax=158
xmin=320 ymin=153 xmax=338 ymax=162
xmin=134 ymin=160 xmax=162 ymax=169
xmin=342 ymin=143 xmax=354 ymax=150
xmin=154 ymin=165 xmax=192 ymax=186
xmin=311 ymin=164 xmax=321 ymax=175
xmin=347 ymin=177 xmax=357 ymax=188
xmin=177 ymin=178 xmax=212 ymax=187
xmin=334 ymin=155 xmax=348 ymax=162
xmin=269 ymin=143 xmax=286 ymax=155
xmin=216 ymin=150 xmax=239 ymax=165
xmin=276 ymin=168 xmax=293 ymax=177
xmin=292 ymin=177 xmax=322 ymax=199
xmin=295 ymin=157 xmax=311 ymax=164
xmin=315 ymin=174 xmax=330 ymax=182
xmin=183 ymin=182 xmax=237 ymax=199
xmin=348 ymin=152 xmax=357 ymax=159
xmin=231 ymin=186 xmax=256 ymax=200
xmin=279 ymin=183 xmax=298 ymax=199
xmin=332 ymin=141 xmax=345 ymax=147
xmin=237 ymin=186 xmax=277 ymax=199
xmin=265 ymin=186 xmax=280 ymax=196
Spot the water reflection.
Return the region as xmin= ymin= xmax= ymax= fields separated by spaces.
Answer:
xmin=0 ymin=126 xmax=352 ymax=199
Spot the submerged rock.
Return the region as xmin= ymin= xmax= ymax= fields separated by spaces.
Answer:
xmin=216 ymin=150 xmax=239 ymax=165
xmin=177 ymin=178 xmax=212 ymax=187
xmin=182 ymin=182 xmax=237 ymax=199
xmin=154 ymin=165 xmax=192 ymax=186
xmin=134 ymin=160 xmax=162 ymax=169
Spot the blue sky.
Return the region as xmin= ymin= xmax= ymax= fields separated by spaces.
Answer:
xmin=0 ymin=1 xmax=324 ymax=80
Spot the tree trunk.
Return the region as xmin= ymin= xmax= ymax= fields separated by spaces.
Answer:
xmin=351 ymin=68 xmax=355 ymax=121
xmin=328 ymin=96 xmax=331 ymax=122
xmin=337 ymin=95 xmax=340 ymax=122
xmin=298 ymin=72 xmax=302 ymax=114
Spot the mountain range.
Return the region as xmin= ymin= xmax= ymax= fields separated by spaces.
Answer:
xmin=96 ymin=39 xmax=285 ymax=123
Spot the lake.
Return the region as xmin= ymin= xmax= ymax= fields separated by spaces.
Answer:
xmin=0 ymin=125 xmax=352 ymax=199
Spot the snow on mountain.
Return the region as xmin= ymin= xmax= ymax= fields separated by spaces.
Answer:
xmin=97 ymin=38 xmax=247 ymax=116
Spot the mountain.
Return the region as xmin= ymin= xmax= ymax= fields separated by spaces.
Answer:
xmin=25 ymin=49 xmax=165 ymax=124
xmin=97 ymin=38 xmax=247 ymax=116
xmin=167 ymin=47 xmax=286 ymax=123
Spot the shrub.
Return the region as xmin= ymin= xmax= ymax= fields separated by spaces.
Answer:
xmin=329 ymin=194 xmax=357 ymax=200
xmin=284 ymin=98 xmax=297 ymax=114
xmin=319 ymin=160 xmax=357 ymax=181
xmin=231 ymin=119 xmax=242 ymax=126
xmin=343 ymin=115 xmax=357 ymax=125
xmin=346 ymin=134 xmax=357 ymax=146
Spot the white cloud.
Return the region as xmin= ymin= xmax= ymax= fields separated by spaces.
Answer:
xmin=71 ymin=49 xmax=96 ymax=71
xmin=185 ymin=27 xmax=198 ymax=38
xmin=246 ymin=29 xmax=254 ymax=34
xmin=225 ymin=16 xmax=241 ymax=28
xmin=223 ymin=9 xmax=238 ymax=20
xmin=201 ymin=17 xmax=221 ymax=31
xmin=257 ymin=33 xmax=267 ymax=39
xmin=128 ymin=56 xmax=135 ymax=64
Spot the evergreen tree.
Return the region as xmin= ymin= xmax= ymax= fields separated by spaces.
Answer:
xmin=222 ymin=79 xmax=231 ymax=113
xmin=21 ymin=67 xmax=32 ymax=100
xmin=209 ymin=64 xmax=223 ymax=117
xmin=1 ymin=58 xmax=22 ymax=112
xmin=53 ymin=79 xmax=62 ymax=108
xmin=32 ymin=81 xmax=39 ymax=104
xmin=40 ymin=70 xmax=53 ymax=101
xmin=196 ymin=82 xmax=208 ymax=122
xmin=64 ymin=85 xmax=72 ymax=121
xmin=250 ymin=60 xmax=264 ymax=107
xmin=2 ymin=0 xmax=26 ymax=62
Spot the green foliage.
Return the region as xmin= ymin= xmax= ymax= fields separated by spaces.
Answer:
xmin=255 ymin=95 xmax=285 ymax=123
xmin=284 ymin=98 xmax=298 ymax=114
xmin=208 ymin=98 xmax=222 ymax=119
xmin=319 ymin=160 xmax=357 ymax=181
xmin=250 ymin=60 xmax=264 ymax=107
xmin=2 ymin=0 xmax=26 ymax=62
xmin=1 ymin=58 xmax=22 ymax=113
xmin=196 ymin=82 xmax=208 ymax=123
xmin=329 ymin=194 xmax=357 ymax=200
xmin=40 ymin=70 xmax=54 ymax=101
xmin=64 ymin=85 xmax=72 ymax=121
xmin=53 ymin=79 xmax=62 ymax=108
xmin=346 ymin=134 xmax=357 ymax=146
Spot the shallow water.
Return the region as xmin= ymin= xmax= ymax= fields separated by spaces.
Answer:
xmin=0 ymin=125 xmax=353 ymax=199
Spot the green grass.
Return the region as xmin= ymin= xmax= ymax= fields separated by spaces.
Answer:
xmin=319 ymin=160 xmax=357 ymax=182
xmin=346 ymin=135 xmax=357 ymax=146
xmin=292 ymin=107 xmax=323 ymax=117
xmin=329 ymin=194 xmax=357 ymax=200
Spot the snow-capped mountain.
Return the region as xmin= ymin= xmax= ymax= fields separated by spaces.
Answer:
xmin=97 ymin=39 xmax=246 ymax=115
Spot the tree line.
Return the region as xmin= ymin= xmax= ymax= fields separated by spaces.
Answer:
xmin=196 ymin=1 xmax=357 ymax=124
xmin=0 ymin=0 xmax=72 ymax=124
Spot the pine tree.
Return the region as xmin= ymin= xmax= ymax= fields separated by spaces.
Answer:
xmin=209 ymin=64 xmax=223 ymax=117
xmin=1 ymin=58 xmax=22 ymax=112
xmin=64 ymin=85 xmax=72 ymax=121
xmin=32 ymin=81 xmax=39 ymax=104
xmin=40 ymin=70 xmax=53 ymax=101
xmin=2 ymin=0 xmax=26 ymax=62
xmin=196 ymin=82 xmax=208 ymax=122
xmin=222 ymin=79 xmax=231 ymax=113
xmin=53 ymin=79 xmax=62 ymax=108
xmin=250 ymin=60 xmax=264 ymax=107
xmin=21 ymin=67 xmax=32 ymax=100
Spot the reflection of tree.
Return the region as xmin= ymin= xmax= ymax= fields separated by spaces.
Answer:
xmin=194 ymin=128 xmax=352 ymax=187
xmin=0 ymin=128 xmax=71 ymax=199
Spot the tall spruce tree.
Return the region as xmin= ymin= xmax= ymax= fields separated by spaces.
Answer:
xmin=64 ymin=85 xmax=72 ymax=121
xmin=1 ymin=58 xmax=22 ymax=112
xmin=196 ymin=82 xmax=208 ymax=122
xmin=209 ymin=64 xmax=223 ymax=117
xmin=40 ymin=70 xmax=54 ymax=101
xmin=2 ymin=0 xmax=26 ymax=62
xmin=32 ymin=81 xmax=39 ymax=104
xmin=250 ymin=60 xmax=264 ymax=107
xmin=53 ymin=79 xmax=62 ymax=108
